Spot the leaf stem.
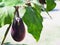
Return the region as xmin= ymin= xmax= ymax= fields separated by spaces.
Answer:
xmin=41 ymin=5 xmax=52 ymax=19
xmin=1 ymin=24 xmax=11 ymax=45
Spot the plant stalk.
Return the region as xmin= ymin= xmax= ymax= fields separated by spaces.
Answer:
xmin=1 ymin=24 xmax=11 ymax=45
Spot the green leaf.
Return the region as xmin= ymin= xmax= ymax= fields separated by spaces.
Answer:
xmin=4 ymin=13 xmax=12 ymax=25
xmin=0 ymin=8 xmax=6 ymax=27
xmin=0 ymin=7 xmax=14 ymax=27
xmin=0 ymin=15 xmax=4 ymax=27
xmin=22 ymin=6 xmax=43 ymax=41
xmin=32 ymin=3 xmax=41 ymax=13
xmin=4 ymin=7 xmax=14 ymax=25
xmin=0 ymin=2 xmax=5 ymax=7
xmin=0 ymin=0 xmax=2 ymax=2
xmin=3 ymin=0 xmax=24 ymax=6
xmin=46 ymin=0 xmax=56 ymax=11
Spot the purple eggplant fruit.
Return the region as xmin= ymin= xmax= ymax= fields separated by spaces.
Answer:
xmin=11 ymin=17 xmax=25 ymax=42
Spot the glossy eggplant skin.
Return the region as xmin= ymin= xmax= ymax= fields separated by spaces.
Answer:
xmin=11 ymin=17 xmax=25 ymax=42
xmin=39 ymin=0 xmax=46 ymax=4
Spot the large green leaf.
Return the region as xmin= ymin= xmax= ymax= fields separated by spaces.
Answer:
xmin=22 ymin=6 xmax=43 ymax=41
xmin=0 ymin=7 xmax=14 ymax=27
xmin=46 ymin=0 xmax=56 ymax=11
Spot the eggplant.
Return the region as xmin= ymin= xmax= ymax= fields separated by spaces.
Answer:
xmin=11 ymin=17 xmax=25 ymax=42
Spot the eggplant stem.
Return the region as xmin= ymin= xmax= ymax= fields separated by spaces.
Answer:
xmin=1 ymin=24 xmax=11 ymax=45
xmin=14 ymin=6 xmax=20 ymax=17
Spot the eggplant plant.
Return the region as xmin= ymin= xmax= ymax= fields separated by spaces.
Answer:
xmin=0 ymin=0 xmax=56 ymax=45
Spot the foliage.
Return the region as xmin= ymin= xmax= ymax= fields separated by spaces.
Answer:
xmin=0 ymin=0 xmax=56 ymax=41
xmin=22 ymin=6 xmax=43 ymax=41
xmin=46 ymin=0 xmax=56 ymax=11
